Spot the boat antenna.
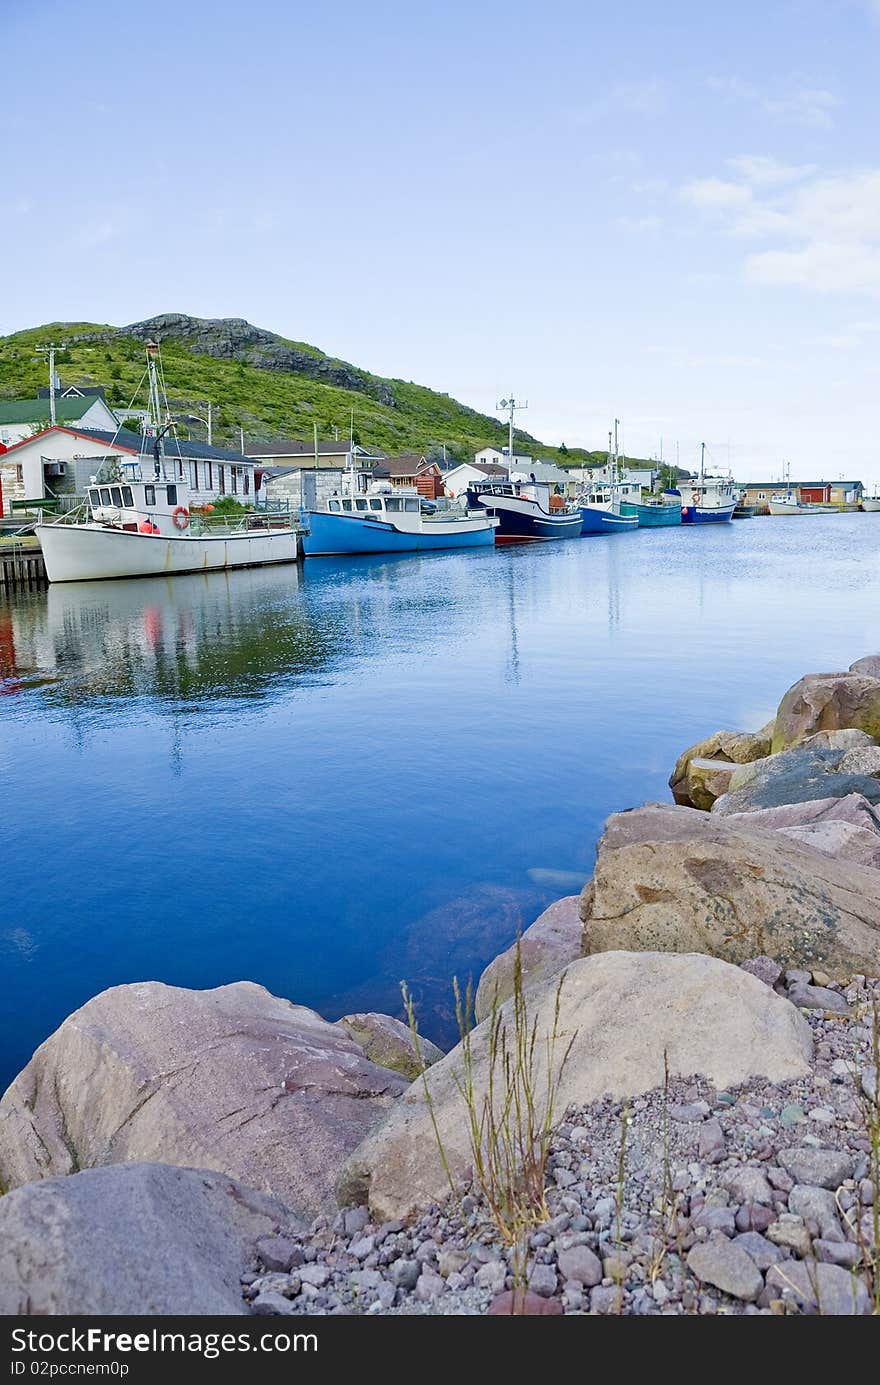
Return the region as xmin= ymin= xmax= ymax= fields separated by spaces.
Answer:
xmin=497 ymin=396 xmax=528 ymax=470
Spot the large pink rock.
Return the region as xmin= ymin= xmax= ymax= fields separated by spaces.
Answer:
xmin=0 ymin=981 xmax=408 ymax=1217
xmin=723 ymin=792 xmax=880 ymax=833
xmin=773 ymin=672 xmax=880 ymax=752
xmin=850 ymin=655 xmax=880 ymax=679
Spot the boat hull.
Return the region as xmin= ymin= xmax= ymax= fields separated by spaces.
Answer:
xmin=619 ymin=501 xmax=682 ymax=528
xmin=468 ymin=492 xmax=582 ymax=542
xmin=767 ymin=501 xmax=826 ymax=516
xmin=578 ymin=506 xmax=638 ymax=535
xmin=301 ymin=510 xmax=497 ymax=556
xmin=862 ymin=498 xmax=880 ymax=512
xmin=35 ymin=523 xmax=299 ymax=583
xmin=681 ymin=501 xmax=736 ymax=524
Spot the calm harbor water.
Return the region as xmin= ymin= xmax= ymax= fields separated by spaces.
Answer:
xmin=2 ymin=514 xmax=878 ymax=1090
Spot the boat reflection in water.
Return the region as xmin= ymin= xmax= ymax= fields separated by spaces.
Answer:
xmin=28 ymin=566 xmax=335 ymax=705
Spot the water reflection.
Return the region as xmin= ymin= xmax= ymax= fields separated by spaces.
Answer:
xmin=3 ymin=567 xmax=339 ymax=705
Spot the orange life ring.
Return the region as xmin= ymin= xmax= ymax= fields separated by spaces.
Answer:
xmin=173 ymin=506 xmax=190 ymax=531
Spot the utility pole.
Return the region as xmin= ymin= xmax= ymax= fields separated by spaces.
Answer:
xmin=206 ymin=401 xmax=213 ymax=446
xmin=240 ymin=425 xmax=245 ymax=454
xmin=35 ymin=343 xmax=63 ymax=427
xmin=497 ymin=396 xmax=528 ymax=467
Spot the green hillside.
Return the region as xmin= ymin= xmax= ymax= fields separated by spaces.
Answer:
xmin=0 ymin=314 xmax=649 ymax=470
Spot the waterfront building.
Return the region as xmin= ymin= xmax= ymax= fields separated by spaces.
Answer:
xmin=739 ymin=479 xmax=864 ymax=514
xmin=0 ymin=394 xmax=119 ymax=449
xmin=442 ymin=461 xmax=508 ymax=498
xmin=0 ymin=425 xmax=257 ymax=517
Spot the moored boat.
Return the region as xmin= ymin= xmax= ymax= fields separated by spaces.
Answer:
xmin=767 ymin=492 xmax=826 ymax=516
xmin=37 ymin=466 xmax=298 ymax=582
xmin=301 ymin=485 xmax=497 ymax=556
xmin=862 ymin=495 xmax=880 ymax=512
xmin=575 ymin=483 xmax=639 ymax=535
xmin=466 ymin=478 xmax=582 ymax=542
xmin=619 ymin=496 xmax=683 ymax=528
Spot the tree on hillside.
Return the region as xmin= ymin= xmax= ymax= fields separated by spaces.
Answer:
xmin=559 ymin=442 xmax=568 ymax=455
xmin=658 ymin=463 xmax=679 ymax=492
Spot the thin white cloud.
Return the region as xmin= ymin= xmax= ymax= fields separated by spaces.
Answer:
xmin=726 ymin=155 xmax=816 ymax=186
xmin=705 ymin=74 xmax=838 ymax=129
xmin=681 ymin=177 xmax=752 ymax=208
xmin=617 ymin=214 xmax=663 ymax=232
xmin=683 ymin=164 xmax=880 ymax=296
xmin=764 ymin=88 xmax=837 ymax=129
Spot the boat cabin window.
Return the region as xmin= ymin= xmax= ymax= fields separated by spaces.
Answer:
xmin=404 ymin=498 xmax=419 ymax=512
xmin=110 ymin=486 xmax=122 ymax=506
xmin=166 ymin=485 xmax=178 ymax=506
xmin=122 ymin=486 xmax=134 ymax=507
xmin=385 ymin=497 xmax=401 ymax=512
xmin=369 ymin=498 xmax=383 ymax=511
xmin=89 ymin=488 xmax=100 ymax=507
xmin=342 ymin=498 xmax=352 ymax=511
xmin=144 ymin=485 xmax=155 ymax=507
xmin=356 ymin=498 xmax=370 ymax=511
xmin=328 ymin=499 xmax=341 ymax=512
xmin=99 ymin=488 xmax=111 ymax=505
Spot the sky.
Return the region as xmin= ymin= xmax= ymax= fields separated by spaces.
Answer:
xmin=1 ymin=0 xmax=879 ymax=481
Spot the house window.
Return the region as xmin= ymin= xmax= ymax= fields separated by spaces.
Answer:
xmin=243 ymin=473 xmax=250 ymax=495
xmin=190 ymin=461 xmax=199 ymax=490
xmin=232 ymin=468 xmax=238 ymax=495
xmin=16 ymin=465 xmax=23 ymax=483
xmin=205 ymin=462 xmax=212 ymax=489
xmin=178 ymin=459 xmax=184 ymax=479
xmin=758 ymin=492 xmax=766 ymax=501
xmin=219 ymin=466 xmax=225 ymax=494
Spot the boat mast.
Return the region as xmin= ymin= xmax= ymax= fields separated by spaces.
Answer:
xmin=700 ymin=441 xmax=705 ymax=486
xmin=497 ymin=396 xmax=527 ymax=475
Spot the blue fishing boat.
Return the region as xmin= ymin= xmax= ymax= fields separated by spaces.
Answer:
xmin=465 ymin=479 xmax=582 ymax=542
xmin=576 ymin=483 xmax=639 ymax=536
xmin=302 ymin=485 xmax=497 ymax=556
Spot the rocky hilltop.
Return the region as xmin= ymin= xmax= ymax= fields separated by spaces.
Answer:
xmin=1 ymin=655 xmax=878 ymax=1317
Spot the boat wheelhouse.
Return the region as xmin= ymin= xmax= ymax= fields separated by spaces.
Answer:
xmin=575 ymin=482 xmax=640 ymax=535
xmin=465 ymin=478 xmax=582 ymax=542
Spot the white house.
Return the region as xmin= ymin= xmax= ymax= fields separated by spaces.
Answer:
xmin=0 ymin=395 xmax=119 ymax=449
xmin=474 ymin=445 xmax=534 ymax=470
xmin=585 ymin=463 xmax=657 ymax=490
xmin=0 ymin=425 xmax=257 ymax=517
xmin=508 ymin=459 xmax=570 ymax=488
xmin=245 ymin=438 xmax=384 ymax=469
xmin=442 ymin=460 xmax=508 ymax=498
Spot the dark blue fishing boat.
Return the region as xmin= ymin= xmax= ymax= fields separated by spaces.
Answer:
xmin=466 ymin=479 xmax=582 ymax=543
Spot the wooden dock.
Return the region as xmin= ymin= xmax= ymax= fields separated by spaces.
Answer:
xmin=0 ymin=546 xmax=47 ymax=591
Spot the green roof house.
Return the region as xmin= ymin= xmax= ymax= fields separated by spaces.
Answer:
xmin=0 ymin=394 xmax=118 ymax=448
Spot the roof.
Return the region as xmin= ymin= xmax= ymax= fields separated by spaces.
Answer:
xmin=382 ymin=453 xmax=437 ymax=477
xmin=0 ymin=396 xmax=107 ymax=425
xmin=742 ymin=480 xmax=863 ymax=488
xmin=80 ymin=429 xmax=254 ymax=463
xmin=37 ymin=384 xmax=106 ymax=400
xmin=244 ymin=438 xmax=385 ymax=459
xmin=0 ymin=424 xmax=253 ymax=464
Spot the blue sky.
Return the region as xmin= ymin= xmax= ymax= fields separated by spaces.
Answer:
xmin=2 ymin=0 xmax=879 ymax=479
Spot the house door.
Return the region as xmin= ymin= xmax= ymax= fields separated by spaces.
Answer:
xmin=302 ymin=473 xmax=317 ymax=510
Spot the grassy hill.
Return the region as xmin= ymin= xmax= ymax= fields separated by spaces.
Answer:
xmin=0 ymin=314 xmax=651 ymax=470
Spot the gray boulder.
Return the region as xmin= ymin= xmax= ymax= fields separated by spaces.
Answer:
xmin=723 ymin=791 xmax=880 ymax=834
xmin=775 ymin=821 xmax=880 ymax=870
xmin=0 ymin=981 xmax=408 ymax=1216
xmin=0 ymin=1162 xmax=291 ymax=1315
xmin=581 ymin=804 xmax=880 ymax=977
xmin=474 ymin=895 xmax=582 ymax=1023
xmin=850 ymin=654 xmax=880 ymax=679
xmin=711 ymin=744 xmax=880 ymax=817
xmin=337 ymin=951 xmax=812 ymax=1221
xmin=766 ymin=1260 xmax=870 ymax=1314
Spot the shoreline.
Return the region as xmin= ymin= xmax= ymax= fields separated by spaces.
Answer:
xmin=1 ymin=653 xmax=879 ymax=1315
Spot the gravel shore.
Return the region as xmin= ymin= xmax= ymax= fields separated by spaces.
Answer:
xmin=242 ymin=968 xmax=878 ymax=1316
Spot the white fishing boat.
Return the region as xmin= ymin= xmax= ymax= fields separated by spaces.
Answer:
xmin=35 ymin=345 xmax=298 ymax=583
xmin=767 ymin=492 xmax=825 ymax=516
xmin=37 ymin=471 xmax=298 ymax=582
xmin=862 ymin=494 xmax=880 ymax=513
